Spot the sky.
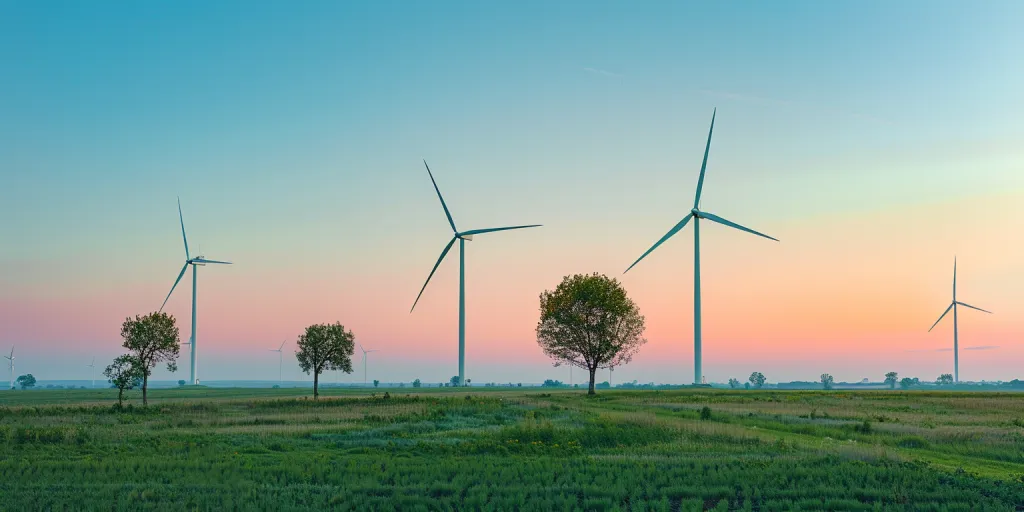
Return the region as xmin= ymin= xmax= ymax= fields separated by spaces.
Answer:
xmin=1 ymin=1 xmax=1022 ymax=386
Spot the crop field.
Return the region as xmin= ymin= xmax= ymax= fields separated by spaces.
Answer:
xmin=2 ymin=387 xmax=1024 ymax=511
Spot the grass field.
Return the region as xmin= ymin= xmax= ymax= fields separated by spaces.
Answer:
xmin=3 ymin=387 xmax=1024 ymax=511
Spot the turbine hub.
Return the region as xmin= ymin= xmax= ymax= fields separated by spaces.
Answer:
xmin=691 ymin=208 xmax=700 ymax=217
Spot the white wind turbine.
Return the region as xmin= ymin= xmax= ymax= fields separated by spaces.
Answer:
xmin=269 ymin=341 xmax=286 ymax=385
xmin=159 ymin=198 xmax=232 ymax=385
xmin=625 ymin=109 xmax=778 ymax=384
xmin=359 ymin=343 xmax=378 ymax=385
xmin=928 ymin=258 xmax=993 ymax=383
xmin=86 ymin=357 xmax=96 ymax=388
xmin=4 ymin=347 xmax=13 ymax=390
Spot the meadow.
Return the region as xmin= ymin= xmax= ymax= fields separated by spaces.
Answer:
xmin=2 ymin=387 xmax=1024 ymax=511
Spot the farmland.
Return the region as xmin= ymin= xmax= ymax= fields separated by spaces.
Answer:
xmin=2 ymin=387 xmax=1024 ymax=510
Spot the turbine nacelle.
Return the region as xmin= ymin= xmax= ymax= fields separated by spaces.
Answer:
xmin=458 ymin=234 xmax=474 ymax=241
xmin=691 ymin=208 xmax=700 ymax=217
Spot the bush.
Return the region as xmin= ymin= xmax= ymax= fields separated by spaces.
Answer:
xmin=700 ymin=406 xmax=712 ymax=421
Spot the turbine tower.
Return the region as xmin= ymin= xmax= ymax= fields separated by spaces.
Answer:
xmin=159 ymin=198 xmax=232 ymax=385
xmin=86 ymin=357 xmax=96 ymax=388
xmin=359 ymin=343 xmax=378 ymax=385
xmin=928 ymin=258 xmax=992 ymax=383
xmin=411 ymin=160 xmax=542 ymax=386
xmin=625 ymin=109 xmax=778 ymax=385
xmin=269 ymin=341 xmax=286 ymax=385
xmin=4 ymin=347 xmax=13 ymax=390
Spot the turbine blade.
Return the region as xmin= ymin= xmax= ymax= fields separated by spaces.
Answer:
xmin=160 ymin=263 xmax=190 ymax=312
xmin=953 ymin=257 xmax=957 ymax=300
xmin=700 ymin=212 xmax=779 ymax=242
xmin=423 ymin=160 xmax=457 ymax=233
xmin=624 ymin=213 xmax=693 ymax=273
xmin=411 ymin=236 xmax=457 ymax=312
xmin=178 ymin=197 xmax=190 ymax=259
xmin=693 ymin=108 xmax=717 ymax=209
xmin=928 ymin=303 xmax=954 ymax=332
xmin=956 ymin=301 xmax=993 ymax=314
xmin=192 ymin=258 xmax=232 ymax=265
xmin=459 ymin=224 xmax=542 ymax=236
xmin=279 ymin=340 xmax=286 ymax=350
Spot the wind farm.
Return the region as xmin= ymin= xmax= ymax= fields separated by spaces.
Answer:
xmin=1 ymin=2 xmax=1022 ymax=510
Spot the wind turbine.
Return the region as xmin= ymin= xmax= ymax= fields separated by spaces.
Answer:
xmin=4 ymin=347 xmax=13 ymax=390
xmin=411 ymin=160 xmax=542 ymax=386
xmin=159 ymin=198 xmax=232 ymax=385
xmin=928 ymin=258 xmax=992 ymax=383
xmin=625 ymin=109 xmax=778 ymax=385
xmin=269 ymin=341 xmax=286 ymax=385
xmin=86 ymin=357 xmax=96 ymax=388
xmin=358 ymin=343 xmax=378 ymax=385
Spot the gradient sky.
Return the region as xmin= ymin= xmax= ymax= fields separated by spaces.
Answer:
xmin=2 ymin=1 xmax=1022 ymax=385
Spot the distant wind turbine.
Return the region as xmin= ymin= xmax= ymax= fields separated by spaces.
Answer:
xmin=4 ymin=347 xmax=13 ymax=390
xmin=411 ymin=160 xmax=542 ymax=386
xmin=86 ymin=357 xmax=96 ymax=388
xmin=625 ymin=109 xmax=778 ymax=385
xmin=159 ymin=198 xmax=232 ymax=385
xmin=359 ymin=343 xmax=378 ymax=385
xmin=928 ymin=258 xmax=992 ymax=383
xmin=269 ymin=341 xmax=286 ymax=385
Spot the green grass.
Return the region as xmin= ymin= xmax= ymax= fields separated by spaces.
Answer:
xmin=2 ymin=387 xmax=1024 ymax=510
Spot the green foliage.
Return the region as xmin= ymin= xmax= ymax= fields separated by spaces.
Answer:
xmin=728 ymin=378 xmax=740 ymax=389
xmin=885 ymin=372 xmax=898 ymax=389
xmin=700 ymin=406 xmax=712 ymax=420
xmin=15 ymin=374 xmax=35 ymax=389
xmin=937 ymin=374 xmax=955 ymax=386
xmin=820 ymin=373 xmax=834 ymax=390
xmin=295 ymin=322 xmax=355 ymax=399
xmin=178 ymin=379 xmax=186 ymax=386
xmin=536 ymin=273 xmax=646 ymax=395
xmin=103 ymin=355 xmax=144 ymax=407
xmin=542 ymin=379 xmax=565 ymax=387
xmin=412 ymin=379 xmax=421 ymax=388
xmin=900 ymin=377 xmax=915 ymax=389
xmin=749 ymin=372 xmax=766 ymax=388
xmin=373 ymin=380 xmax=379 ymax=388
xmin=121 ymin=312 xmax=180 ymax=405
xmin=2 ymin=388 xmax=1024 ymax=509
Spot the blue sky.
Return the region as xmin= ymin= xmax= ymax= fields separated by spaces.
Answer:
xmin=1 ymin=1 xmax=1022 ymax=384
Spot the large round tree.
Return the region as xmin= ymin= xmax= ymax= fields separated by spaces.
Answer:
xmin=536 ymin=273 xmax=646 ymax=395
xmin=295 ymin=322 xmax=355 ymax=400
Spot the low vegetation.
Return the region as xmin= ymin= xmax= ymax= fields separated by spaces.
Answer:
xmin=2 ymin=387 xmax=1023 ymax=510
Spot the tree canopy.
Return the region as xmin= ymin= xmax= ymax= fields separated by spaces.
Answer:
xmin=16 ymin=374 xmax=36 ymax=389
xmin=820 ymin=373 xmax=834 ymax=390
xmin=104 ymin=354 xmax=144 ymax=407
xmin=536 ymin=273 xmax=646 ymax=395
xmin=121 ymin=312 xmax=180 ymax=405
xmin=884 ymin=372 xmax=899 ymax=389
xmin=749 ymin=372 xmax=766 ymax=389
xmin=295 ymin=322 xmax=355 ymax=399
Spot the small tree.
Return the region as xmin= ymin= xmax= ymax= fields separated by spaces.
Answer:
xmin=937 ymin=373 xmax=954 ymax=386
xmin=899 ymin=377 xmax=914 ymax=389
xmin=16 ymin=374 xmax=36 ymax=389
xmin=744 ymin=382 xmax=751 ymax=390
xmin=449 ymin=375 xmax=460 ymax=387
xmin=413 ymin=379 xmax=421 ymax=388
xmin=820 ymin=373 xmax=834 ymax=390
xmin=121 ymin=312 xmax=180 ymax=405
xmin=104 ymin=355 xmax=144 ymax=407
xmin=373 ymin=379 xmax=379 ymax=388
xmin=884 ymin=372 xmax=899 ymax=389
xmin=749 ymin=372 xmax=766 ymax=389
xmin=728 ymin=378 xmax=740 ymax=389
xmin=178 ymin=379 xmax=186 ymax=387
xmin=295 ymin=322 xmax=355 ymax=400
xmin=536 ymin=273 xmax=646 ymax=395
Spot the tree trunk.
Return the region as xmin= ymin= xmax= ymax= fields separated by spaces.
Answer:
xmin=142 ymin=373 xmax=149 ymax=406
xmin=588 ymin=367 xmax=597 ymax=396
xmin=118 ymin=388 xmax=124 ymax=407
xmin=313 ymin=371 xmax=319 ymax=400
